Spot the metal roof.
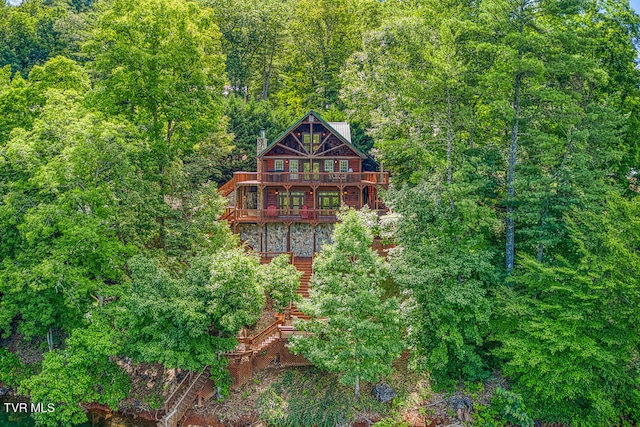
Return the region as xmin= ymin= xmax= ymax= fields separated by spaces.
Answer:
xmin=327 ymin=122 xmax=351 ymax=143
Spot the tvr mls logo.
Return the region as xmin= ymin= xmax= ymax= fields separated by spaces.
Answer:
xmin=3 ymin=402 xmax=56 ymax=413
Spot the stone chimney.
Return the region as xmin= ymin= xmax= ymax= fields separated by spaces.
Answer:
xmin=257 ymin=128 xmax=267 ymax=154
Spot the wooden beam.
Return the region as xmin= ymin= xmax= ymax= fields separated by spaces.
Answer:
xmin=271 ymin=142 xmax=307 ymax=156
xmin=314 ymin=143 xmax=353 ymax=157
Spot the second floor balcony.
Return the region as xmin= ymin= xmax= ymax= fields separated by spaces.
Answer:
xmin=233 ymin=171 xmax=389 ymax=186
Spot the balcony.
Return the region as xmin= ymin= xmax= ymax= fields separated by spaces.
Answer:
xmin=233 ymin=171 xmax=389 ymax=186
xmin=232 ymin=208 xmax=388 ymax=223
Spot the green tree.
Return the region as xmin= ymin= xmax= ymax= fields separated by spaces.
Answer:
xmin=208 ymin=0 xmax=291 ymax=101
xmin=276 ymin=0 xmax=382 ymax=112
xmin=86 ymin=0 xmax=231 ymax=251
xmin=258 ymin=253 xmax=302 ymax=312
xmin=19 ymin=316 xmax=131 ymax=427
xmin=118 ymin=250 xmax=264 ymax=377
xmin=495 ymin=194 xmax=640 ymax=424
xmin=0 ymin=81 xmax=135 ymax=343
xmin=289 ymin=209 xmax=403 ymax=398
xmin=0 ymin=0 xmax=69 ymax=76
xmin=388 ymin=181 xmax=497 ymax=384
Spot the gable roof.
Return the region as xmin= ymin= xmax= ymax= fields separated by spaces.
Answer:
xmin=258 ymin=110 xmax=366 ymax=158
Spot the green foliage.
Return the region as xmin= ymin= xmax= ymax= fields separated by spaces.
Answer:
xmin=256 ymin=368 xmax=387 ymax=427
xmin=475 ymin=388 xmax=534 ymax=427
xmin=219 ymin=96 xmax=295 ymax=181
xmin=0 ymin=0 xmax=69 ymax=76
xmin=495 ymin=195 xmax=640 ymax=425
xmin=19 ymin=318 xmax=131 ymax=427
xmin=289 ymin=209 xmax=404 ymax=397
xmin=258 ymin=254 xmax=302 ymax=312
xmin=388 ymin=182 xmax=497 ymax=384
xmin=87 ymin=0 xmax=226 ymax=147
xmin=0 ymin=83 xmax=135 ymax=340
xmin=0 ymin=348 xmax=26 ymax=387
xmin=118 ymin=250 xmax=264 ymax=376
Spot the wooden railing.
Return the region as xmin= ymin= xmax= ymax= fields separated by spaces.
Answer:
xmin=233 ymin=208 xmax=387 ymax=223
xmin=250 ymin=320 xmax=282 ymax=352
xmin=218 ymin=177 xmax=236 ymax=196
xmin=233 ymin=171 xmax=389 ymax=185
xmin=234 ymin=319 xmax=283 ymax=354
xmin=220 ymin=207 xmax=235 ymax=221
xmin=258 ymin=251 xmax=294 ymax=262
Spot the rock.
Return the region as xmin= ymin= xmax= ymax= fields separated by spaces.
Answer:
xmin=372 ymin=383 xmax=396 ymax=403
xmin=447 ymin=395 xmax=473 ymax=423
xmin=0 ymin=387 xmax=8 ymax=396
xmin=140 ymin=373 xmax=148 ymax=380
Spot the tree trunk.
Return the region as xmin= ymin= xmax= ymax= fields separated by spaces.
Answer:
xmin=47 ymin=328 xmax=54 ymax=351
xmin=506 ymin=0 xmax=526 ymax=274
xmin=505 ymin=70 xmax=520 ymax=274
xmin=262 ymin=36 xmax=276 ymax=101
xmin=354 ymin=375 xmax=360 ymax=399
xmin=446 ymin=86 xmax=454 ymax=187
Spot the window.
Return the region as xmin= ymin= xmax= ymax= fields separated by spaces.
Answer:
xmin=339 ymin=160 xmax=349 ymax=173
xmin=318 ymin=191 xmax=340 ymax=216
xmin=290 ymin=159 xmax=299 ymax=180
xmin=274 ymin=159 xmax=284 ymax=171
xmin=313 ymin=133 xmax=320 ymax=151
xmin=303 ymin=134 xmax=311 ymax=153
xmin=324 ymin=160 xmax=334 ymax=173
xmin=277 ymin=191 xmax=305 ymax=215
xmin=303 ymin=161 xmax=310 ymax=180
xmin=290 ymin=191 xmax=305 ymax=214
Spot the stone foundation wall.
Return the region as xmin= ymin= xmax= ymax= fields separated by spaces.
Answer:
xmin=290 ymin=223 xmax=314 ymax=257
xmin=315 ymin=223 xmax=334 ymax=252
xmin=239 ymin=224 xmax=262 ymax=252
xmin=266 ymin=223 xmax=287 ymax=253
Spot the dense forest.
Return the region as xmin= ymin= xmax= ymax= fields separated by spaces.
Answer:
xmin=1 ymin=0 xmax=639 ymax=425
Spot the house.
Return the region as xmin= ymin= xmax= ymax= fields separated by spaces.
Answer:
xmin=219 ymin=111 xmax=389 ymax=258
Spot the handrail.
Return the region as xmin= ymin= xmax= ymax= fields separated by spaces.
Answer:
xmin=233 ymin=171 xmax=389 ymax=185
xmin=218 ymin=177 xmax=236 ymax=196
xmin=164 ymin=371 xmax=193 ymax=413
xmin=250 ymin=320 xmax=282 ymax=350
xmin=235 ymin=208 xmax=387 ymax=221
xmin=169 ymin=366 xmax=210 ymax=427
xmin=258 ymin=251 xmax=294 ymax=263
xmin=220 ymin=207 xmax=235 ymax=221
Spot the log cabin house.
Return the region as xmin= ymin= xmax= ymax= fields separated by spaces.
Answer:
xmin=219 ymin=111 xmax=389 ymax=257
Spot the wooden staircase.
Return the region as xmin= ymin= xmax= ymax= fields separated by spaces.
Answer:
xmin=219 ymin=207 xmax=235 ymax=223
xmin=158 ymin=366 xmax=210 ymax=427
xmin=293 ymin=257 xmax=312 ymax=299
xmin=218 ymin=178 xmax=235 ymax=197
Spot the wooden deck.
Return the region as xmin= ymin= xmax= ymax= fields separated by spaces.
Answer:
xmin=233 ymin=171 xmax=389 ymax=186
xmin=228 ymin=208 xmax=388 ymax=224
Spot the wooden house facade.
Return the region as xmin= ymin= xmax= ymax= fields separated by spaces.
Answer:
xmin=219 ymin=111 xmax=389 ymax=257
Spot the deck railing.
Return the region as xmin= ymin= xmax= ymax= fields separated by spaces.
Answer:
xmin=233 ymin=171 xmax=389 ymax=185
xmin=218 ymin=177 xmax=236 ymax=196
xmin=233 ymin=208 xmax=386 ymax=223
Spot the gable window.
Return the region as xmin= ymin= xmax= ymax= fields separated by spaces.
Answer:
xmin=324 ymin=159 xmax=334 ymax=173
xmin=303 ymin=133 xmax=311 ymax=153
xmin=313 ymin=133 xmax=320 ymax=151
xmin=274 ymin=159 xmax=284 ymax=172
xmin=339 ymin=160 xmax=349 ymax=173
